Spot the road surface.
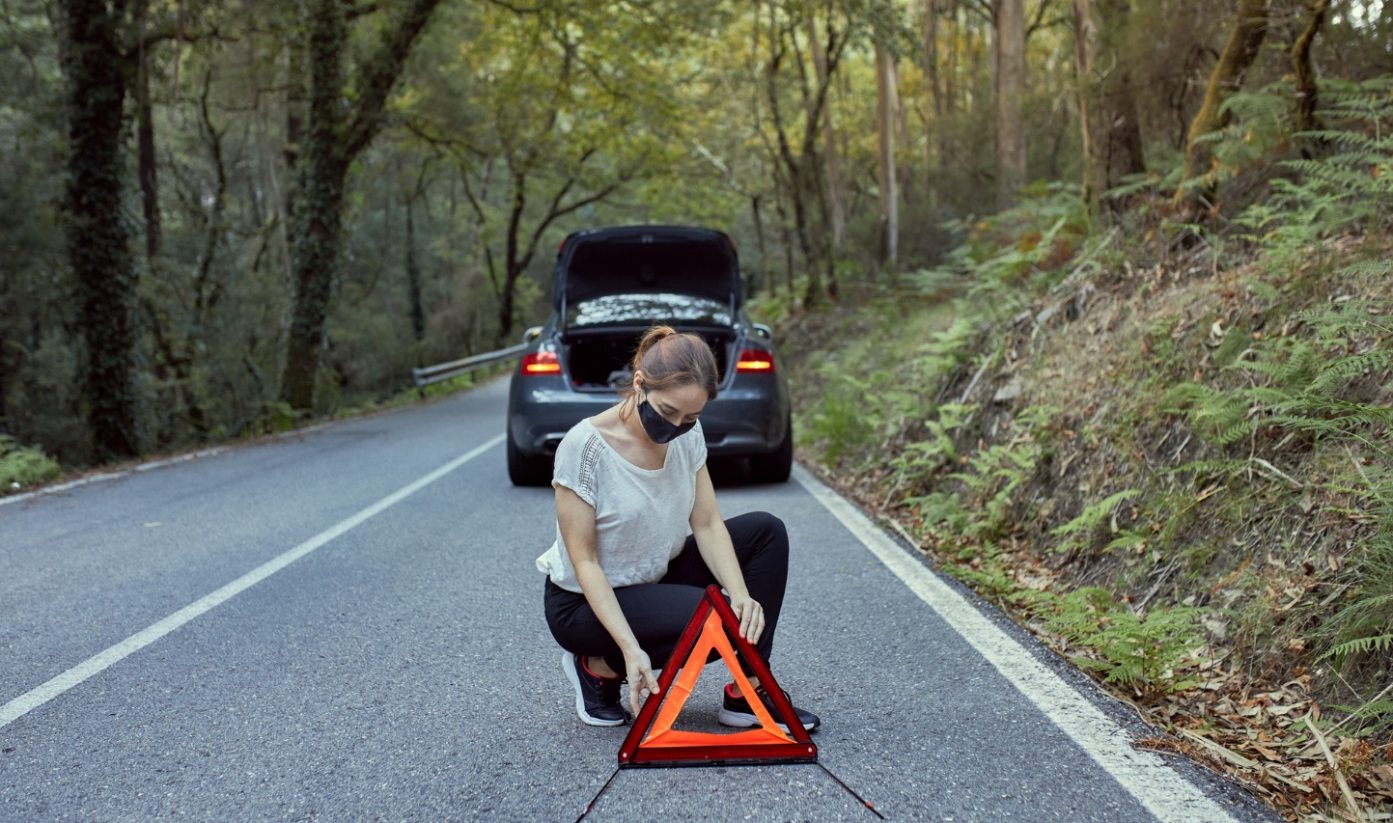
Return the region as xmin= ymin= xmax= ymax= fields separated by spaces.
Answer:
xmin=0 ymin=380 xmax=1277 ymax=822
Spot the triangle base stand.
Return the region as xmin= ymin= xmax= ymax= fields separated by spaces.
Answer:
xmin=617 ymin=585 xmax=817 ymax=768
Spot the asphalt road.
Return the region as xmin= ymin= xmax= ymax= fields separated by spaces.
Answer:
xmin=0 ymin=379 xmax=1280 ymax=822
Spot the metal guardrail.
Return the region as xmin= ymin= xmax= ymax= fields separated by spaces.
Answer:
xmin=412 ymin=342 xmax=527 ymax=394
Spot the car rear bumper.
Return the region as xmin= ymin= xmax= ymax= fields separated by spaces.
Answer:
xmin=508 ymin=382 xmax=787 ymax=458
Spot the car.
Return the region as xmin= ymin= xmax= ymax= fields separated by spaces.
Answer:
xmin=506 ymin=224 xmax=793 ymax=486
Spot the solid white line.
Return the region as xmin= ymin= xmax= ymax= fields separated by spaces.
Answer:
xmin=792 ymin=464 xmax=1239 ymax=823
xmin=0 ymin=433 xmax=505 ymax=730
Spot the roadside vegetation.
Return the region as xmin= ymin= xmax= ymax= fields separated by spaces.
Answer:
xmin=762 ymin=78 xmax=1393 ymax=822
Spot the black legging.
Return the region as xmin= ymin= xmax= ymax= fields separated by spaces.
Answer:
xmin=544 ymin=511 xmax=789 ymax=678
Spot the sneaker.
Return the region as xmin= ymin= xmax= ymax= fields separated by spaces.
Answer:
xmin=561 ymin=652 xmax=627 ymax=727
xmin=717 ymin=683 xmax=820 ymax=732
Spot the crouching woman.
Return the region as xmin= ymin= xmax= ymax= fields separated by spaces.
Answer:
xmin=537 ymin=326 xmax=819 ymax=731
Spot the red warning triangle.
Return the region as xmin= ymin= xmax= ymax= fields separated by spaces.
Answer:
xmin=618 ymin=585 xmax=817 ymax=768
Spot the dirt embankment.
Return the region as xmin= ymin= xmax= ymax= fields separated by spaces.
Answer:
xmin=777 ymin=234 xmax=1393 ymax=822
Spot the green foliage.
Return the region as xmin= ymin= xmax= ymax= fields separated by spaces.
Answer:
xmin=1051 ymin=489 xmax=1140 ymax=554
xmin=930 ymin=185 xmax=1089 ymax=317
xmin=1164 ymin=300 xmax=1393 ymax=451
xmin=1039 ymin=587 xmax=1206 ymax=695
xmin=0 ymin=435 xmax=61 ymax=490
xmin=889 ymin=401 xmax=973 ymax=488
xmin=1319 ymin=633 xmax=1393 ymax=664
xmin=907 ymin=405 xmax=1057 ymax=541
xmin=798 ymin=373 xmax=875 ymax=465
xmin=1234 ymin=77 xmax=1393 ymax=275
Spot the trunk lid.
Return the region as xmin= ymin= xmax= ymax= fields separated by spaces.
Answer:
xmin=554 ymin=225 xmax=741 ymax=320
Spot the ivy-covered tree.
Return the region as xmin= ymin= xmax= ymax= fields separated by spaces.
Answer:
xmin=279 ymin=0 xmax=444 ymax=411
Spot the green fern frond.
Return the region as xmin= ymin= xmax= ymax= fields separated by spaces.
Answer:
xmin=1052 ymin=490 xmax=1140 ymax=538
xmin=1170 ymin=458 xmax=1248 ymax=476
xmin=1311 ymin=350 xmax=1393 ymax=393
xmin=1333 ymin=700 xmax=1393 ymax=721
xmin=1338 ymin=260 xmax=1393 ymax=277
xmin=1316 ymin=633 xmax=1393 ymax=663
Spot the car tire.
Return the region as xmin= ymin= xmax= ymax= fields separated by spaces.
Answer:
xmin=749 ymin=418 xmax=793 ymax=484
xmin=507 ymin=431 xmax=554 ymax=487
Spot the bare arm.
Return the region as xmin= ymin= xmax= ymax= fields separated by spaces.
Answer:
xmin=688 ymin=465 xmax=765 ymax=645
xmin=556 ymin=484 xmax=660 ymax=713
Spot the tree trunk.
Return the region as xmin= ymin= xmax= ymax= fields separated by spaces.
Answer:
xmin=135 ymin=21 xmax=160 ymax=260
xmin=994 ymin=0 xmax=1027 ymax=211
xmin=875 ymin=42 xmax=898 ymax=267
xmin=805 ymin=16 xmax=845 ymax=250
xmin=280 ymin=0 xmax=443 ymax=409
xmin=1072 ymin=0 xmax=1145 ymax=216
xmin=1177 ymin=0 xmax=1270 ymax=214
xmin=281 ymin=0 xmax=349 ymax=411
xmin=405 ymin=195 xmax=426 ymax=346
xmin=751 ymin=194 xmax=770 ymax=296
xmin=62 ymin=0 xmax=140 ymax=462
xmin=924 ymin=0 xmax=940 ymax=209
xmin=1292 ymin=0 xmax=1330 ymax=135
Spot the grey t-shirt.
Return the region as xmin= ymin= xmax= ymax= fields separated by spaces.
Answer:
xmin=536 ymin=417 xmax=708 ymax=594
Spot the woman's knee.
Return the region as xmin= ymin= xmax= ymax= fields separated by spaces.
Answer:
xmin=731 ymin=511 xmax=788 ymax=556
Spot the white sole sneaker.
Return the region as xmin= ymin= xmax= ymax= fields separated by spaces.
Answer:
xmin=717 ymin=707 xmax=809 ymax=732
xmin=561 ymin=652 xmax=626 ymax=727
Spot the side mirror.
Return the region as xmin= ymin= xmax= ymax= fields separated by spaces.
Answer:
xmin=523 ymin=326 xmax=543 ymax=344
xmin=753 ymin=323 xmax=773 ymax=342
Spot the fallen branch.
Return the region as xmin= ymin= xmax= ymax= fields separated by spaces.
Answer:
xmin=1249 ymin=457 xmax=1303 ymax=489
xmin=1304 ymin=713 xmax=1367 ymax=823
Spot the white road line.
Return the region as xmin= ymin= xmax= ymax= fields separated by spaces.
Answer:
xmin=0 ymin=433 xmax=505 ymax=730
xmin=792 ymin=464 xmax=1240 ymax=823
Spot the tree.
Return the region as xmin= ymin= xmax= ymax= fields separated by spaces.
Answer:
xmin=1176 ymin=0 xmax=1269 ymax=216
xmin=994 ymin=0 xmax=1027 ymax=210
xmin=61 ymin=0 xmax=141 ymax=461
xmin=806 ymin=15 xmax=847 ymax=250
xmin=760 ymin=0 xmax=859 ymax=307
xmin=1070 ymin=0 xmax=1144 ymax=216
xmin=280 ymin=0 xmax=445 ymax=411
xmin=403 ymin=0 xmax=680 ymax=345
xmin=1291 ymin=0 xmax=1331 ymax=135
xmin=875 ymin=39 xmax=899 ymax=265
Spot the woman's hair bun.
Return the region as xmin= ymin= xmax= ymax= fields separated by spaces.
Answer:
xmin=623 ymin=325 xmax=719 ymax=404
xmin=635 ymin=325 xmax=677 ymax=362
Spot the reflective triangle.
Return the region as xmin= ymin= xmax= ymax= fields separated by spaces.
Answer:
xmin=617 ymin=585 xmax=817 ymax=768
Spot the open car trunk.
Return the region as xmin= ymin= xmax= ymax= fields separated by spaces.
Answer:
xmin=562 ymin=327 xmax=736 ymax=392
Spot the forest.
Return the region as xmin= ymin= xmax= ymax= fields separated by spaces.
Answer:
xmin=4 ymin=0 xmax=1393 ymax=818
xmin=3 ymin=0 xmax=1377 ymax=468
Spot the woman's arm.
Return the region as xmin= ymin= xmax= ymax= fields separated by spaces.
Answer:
xmin=556 ymin=484 xmax=660 ymax=713
xmin=688 ymin=465 xmax=765 ymax=645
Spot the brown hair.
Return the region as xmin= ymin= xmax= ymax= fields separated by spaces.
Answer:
xmin=619 ymin=326 xmax=719 ymax=418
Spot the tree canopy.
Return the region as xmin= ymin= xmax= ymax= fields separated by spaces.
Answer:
xmin=2 ymin=0 xmax=1391 ymax=463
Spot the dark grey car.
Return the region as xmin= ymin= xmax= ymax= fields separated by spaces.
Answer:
xmin=505 ymin=225 xmax=793 ymax=486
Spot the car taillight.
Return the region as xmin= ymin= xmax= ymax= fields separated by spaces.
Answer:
xmin=521 ymin=351 xmax=561 ymax=375
xmin=735 ymin=349 xmax=774 ymax=373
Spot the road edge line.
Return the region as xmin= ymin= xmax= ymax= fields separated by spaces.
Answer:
xmin=792 ymin=463 xmax=1241 ymax=823
xmin=0 ymin=433 xmax=505 ymax=730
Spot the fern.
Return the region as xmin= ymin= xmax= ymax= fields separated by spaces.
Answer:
xmin=1329 ymin=699 xmax=1393 ymax=722
xmin=1039 ymin=588 xmax=1206 ymax=695
xmin=1317 ymin=633 xmax=1393 ymax=664
xmin=1052 ymin=489 xmax=1141 ymax=553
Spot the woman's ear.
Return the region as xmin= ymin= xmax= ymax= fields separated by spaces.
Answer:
xmin=632 ymin=370 xmax=644 ymax=394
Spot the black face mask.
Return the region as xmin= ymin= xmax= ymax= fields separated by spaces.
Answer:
xmin=638 ymin=390 xmax=696 ymax=444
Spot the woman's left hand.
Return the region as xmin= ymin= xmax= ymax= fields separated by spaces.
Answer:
xmin=730 ymin=595 xmax=764 ymax=645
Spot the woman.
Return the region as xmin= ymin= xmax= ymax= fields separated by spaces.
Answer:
xmin=537 ymin=326 xmax=819 ymax=731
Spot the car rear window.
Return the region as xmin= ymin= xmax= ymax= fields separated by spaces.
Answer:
xmin=567 ymin=293 xmax=732 ymax=328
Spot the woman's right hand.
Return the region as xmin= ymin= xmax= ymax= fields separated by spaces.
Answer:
xmin=624 ymin=649 xmax=661 ymax=715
